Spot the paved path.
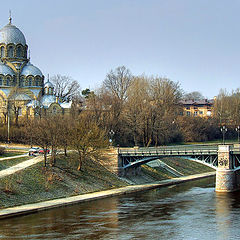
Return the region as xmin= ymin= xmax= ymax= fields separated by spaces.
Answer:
xmin=0 ymin=171 xmax=215 ymax=219
xmin=0 ymin=154 xmax=29 ymax=161
xmin=0 ymin=156 xmax=44 ymax=179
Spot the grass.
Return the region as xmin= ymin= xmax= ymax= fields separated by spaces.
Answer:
xmin=160 ymin=157 xmax=215 ymax=175
xmin=168 ymin=139 xmax=239 ymax=146
xmin=141 ymin=165 xmax=177 ymax=181
xmin=0 ymin=152 xmax=215 ymax=209
xmin=125 ymin=157 xmax=215 ymax=184
xmin=0 ymin=151 xmax=26 ymax=158
xmin=0 ymin=156 xmax=31 ymax=171
xmin=0 ymin=152 xmax=128 ymax=209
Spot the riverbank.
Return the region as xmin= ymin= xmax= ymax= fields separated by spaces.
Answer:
xmin=0 ymin=150 xmax=215 ymax=208
xmin=0 ymin=171 xmax=215 ymax=219
xmin=0 ymin=152 xmax=128 ymax=208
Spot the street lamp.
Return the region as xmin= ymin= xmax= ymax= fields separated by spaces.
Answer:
xmin=109 ymin=130 xmax=115 ymax=146
xmin=220 ymin=126 xmax=227 ymax=144
xmin=236 ymin=126 xmax=240 ymax=143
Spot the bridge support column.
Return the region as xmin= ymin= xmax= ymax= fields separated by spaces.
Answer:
xmin=216 ymin=145 xmax=237 ymax=192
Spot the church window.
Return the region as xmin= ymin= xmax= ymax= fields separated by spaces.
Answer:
xmin=28 ymin=77 xmax=32 ymax=86
xmin=20 ymin=77 xmax=24 ymax=87
xmin=6 ymin=77 xmax=10 ymax=86
xmin=36 ymin=77 xmax=40 ymax=86
xmin=18 ymin=107 xmax=22 ymax=116
xmin=0 ymin=76 xmax=2 ymax=85
xmin=8 ymin=46 xmax=13 ymax=58
xmin=16 ymin=46 xmax=22 ymax=57
xmin=0 ymin=47 xmax=4 ymax=57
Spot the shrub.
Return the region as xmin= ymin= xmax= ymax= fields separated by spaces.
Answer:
xmin=0 ymin=146 xmax=5 ymax=155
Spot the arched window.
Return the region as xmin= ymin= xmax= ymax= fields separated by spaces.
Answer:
xmin=0 ymin=76 xmax=2 ymax=85
xmin=28 ymin=77 xmax=32 ymax=86
xmin=20 ymin=76 xmax=24 ymax=87
xmin=8 ymin=46 xmax=13 ymax=58
xmin=36 ymin=77 xmax=40 ymax=86
xmin=12 ymin=76 xmax=16 ymax=86
xmin=6 ymin=77 xmax=10 ymax=86
xmin=0 ymin=47 xmax=4 ymax=57
xmin=16 ymin=46 xmax=22 ymax=57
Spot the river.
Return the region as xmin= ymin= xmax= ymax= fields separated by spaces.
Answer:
xmin=1 ymin=177 xmax=240 ymax=239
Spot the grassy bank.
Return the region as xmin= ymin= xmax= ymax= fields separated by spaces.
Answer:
xmin=0 ymin=152 xmax=128 ymax=209
xmin=125 ymin=157 xmax=215 ymax=184
xmin=0 ymin=151 xmax=215 ymax=209
xmin=0 ymin=156 xmax=31 ymax=171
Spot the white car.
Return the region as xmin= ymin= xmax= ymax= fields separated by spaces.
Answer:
xmin=28 ymin=147 xmax=40 ymax=156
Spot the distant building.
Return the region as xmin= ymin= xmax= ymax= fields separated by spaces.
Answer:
xmin=180 ymin=99 xmax=214 ymax=117
xmin=0 ymin=16 xmax=71 ymax=122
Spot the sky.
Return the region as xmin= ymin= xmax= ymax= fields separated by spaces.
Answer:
xmin=1 ymin=0 xmax=240 ymax=98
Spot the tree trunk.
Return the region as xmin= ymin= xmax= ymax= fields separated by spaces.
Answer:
xmin=64 ymin=146 xmax=67 ymax=156
xmin=51 ymin=146 xmax=56 ymax=167
xmin=77 ymin=155 xmax=82 ymax=171
xmin=44 ymin=151 xmax=47 ymax=167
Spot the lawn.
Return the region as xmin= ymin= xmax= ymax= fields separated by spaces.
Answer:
xmin=0 ymin=152 xmax=128 ymax=208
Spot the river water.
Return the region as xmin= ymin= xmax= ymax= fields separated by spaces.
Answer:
xmin=1 ymin=177 xmax=240 ymax=240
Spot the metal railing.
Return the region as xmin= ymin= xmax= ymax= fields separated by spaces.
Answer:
xmin=119 ymin=145 xmax=219 ymax=156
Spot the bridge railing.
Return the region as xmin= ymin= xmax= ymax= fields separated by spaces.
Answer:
xmin=119 ymin=145 xmax=219 ymax=155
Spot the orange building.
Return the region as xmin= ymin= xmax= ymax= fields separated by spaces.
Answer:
xmin=180 ymin=99 xmax=214 ymax=117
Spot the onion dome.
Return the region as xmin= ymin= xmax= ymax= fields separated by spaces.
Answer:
xmin=41 ymin=95 xmax=56 ymax=108
xmin=0 ymin=23 xmax=26 ymax=45
xmin=44 ymin=80 xmax=54 ymax=88
xmin=21 ymin=62 xmax=43 ymax=77
xmin=0 ymin=62 xmax=15 ymax=75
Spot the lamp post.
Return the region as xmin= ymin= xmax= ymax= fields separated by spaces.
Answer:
xmin=220 ymin=126 xmax=227 ymax=144
xmin=109 ymin=130 xmax=115 ymax=147
xmin=236 ymin=126 xmax=240 ymax=143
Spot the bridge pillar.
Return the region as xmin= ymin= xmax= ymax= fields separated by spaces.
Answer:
xmin=216 ymin=145 xmax=237 ymax=192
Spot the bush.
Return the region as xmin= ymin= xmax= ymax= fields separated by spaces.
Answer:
xmin=0 ymin=146 xmax=5 ymax=155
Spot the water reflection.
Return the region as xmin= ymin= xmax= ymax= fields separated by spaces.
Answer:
xmin=1 ymin=177 xmax=240 ymax=239
xmin=215 ymin=191 xmax=240 ymax=240
xmin=0 ymin=198 xmax=119 ymax=239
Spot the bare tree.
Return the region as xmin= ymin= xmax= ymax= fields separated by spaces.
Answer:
xmin=51 ymin=74 xmax=81 ymax=102
xmin=183 ymin=91 xmax=205 ymax=101
xmin=124 ymin=76 xmax=151 ymax=146
xmin=103 ymin=66 xmax=133 ymax=102
xmin=70 ymin=112 xmax=108 ymax=171
xmin=25 ymin=117 xmax=51 ymax=166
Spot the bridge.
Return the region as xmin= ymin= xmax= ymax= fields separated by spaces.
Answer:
xmin=118 ymin=144 xmax=240 ymax=192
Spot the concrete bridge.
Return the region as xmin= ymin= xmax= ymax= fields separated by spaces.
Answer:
xmin=118 ymin=144 xmax=240 ymax=192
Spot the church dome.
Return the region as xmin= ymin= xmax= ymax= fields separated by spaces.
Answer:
xmin=0 ymin=23 xmax=26 ymax=45
xmin=0 ymin=62 xmax=15 ymax=75
xmin=21 ymin=62 xmax=43 ymax=77
xmin=44 ymin=80 xmax=54 ymax=88
xmin=41 ymin=95 xmax=56 ymax=108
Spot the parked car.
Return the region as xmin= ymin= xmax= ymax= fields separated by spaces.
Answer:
xmin=38 ymin=149 xmax=50 ymax=154
xmin=29 ymin=147 xmax=50 ymax=156
xmin=28 ymin=147 xmax=40 ymax=156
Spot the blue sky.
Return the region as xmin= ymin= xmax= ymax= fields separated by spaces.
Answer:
xmin=1 ymin=0 xmax=240 ymax=98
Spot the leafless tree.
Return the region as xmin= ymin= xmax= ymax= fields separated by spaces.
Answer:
xmin=70 ymin=112 xmax=108 ymax=171
xmin=25 ymin=117 xmax=51 ymax=166
xmin=51 ymin=74 xmax=81 ymax=102
xmin=183 ymin=91 xmax=205 ymax=101
xmin=103 ymin=66 xmax=133 ymax=102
